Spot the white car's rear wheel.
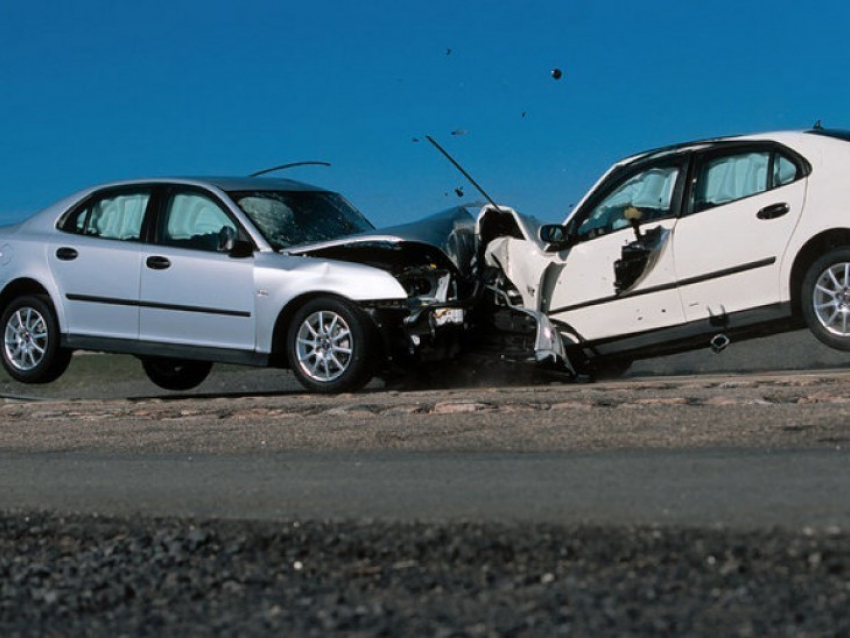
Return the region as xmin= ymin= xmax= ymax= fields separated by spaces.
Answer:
xmin=287 ymin=297 xmax=377 ymax=394
xmin=802 ymin=248 xmax=850 ymax=350
xmin=1 ymin=295 xmax=72 ymax=383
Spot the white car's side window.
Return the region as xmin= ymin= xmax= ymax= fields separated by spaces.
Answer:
xmin=575 ymin=164 xmax=680 ymax=240
xmin=159 ymin=192 xmax=237 ymax=251
xmin=693 ymin=152 xmax=770 ymax=212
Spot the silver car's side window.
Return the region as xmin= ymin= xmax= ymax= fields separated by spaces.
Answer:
xmin=63 ymin=192 xmax=149 ymax=241
xmin=159 ymin=192 xmax=237 ymax=252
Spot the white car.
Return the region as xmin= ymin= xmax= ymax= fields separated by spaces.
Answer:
xmin=475 ymin=128 xmax=850 ymax=376
xmin=0 ymin=177 xmax=473 ymax=393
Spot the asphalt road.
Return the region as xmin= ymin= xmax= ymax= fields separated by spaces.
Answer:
xmin=2 ymin=448 xmax=849 ymax=529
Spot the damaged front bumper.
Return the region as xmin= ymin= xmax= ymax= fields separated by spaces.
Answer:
xmin=363 ymin=299 xmax=469 ymax=367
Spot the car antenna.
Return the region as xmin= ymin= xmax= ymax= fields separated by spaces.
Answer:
xmin=425 ymin=135 xmax=500 ymax=209
xmin=249 ymin=161 xmax=331 ymax=178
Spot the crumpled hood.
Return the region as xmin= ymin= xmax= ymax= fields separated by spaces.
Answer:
xmin=286 ymin=206 xmax=478 ymax=277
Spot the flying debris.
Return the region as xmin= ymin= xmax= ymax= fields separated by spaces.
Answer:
xmin=451 ymin=129 xmax=468 ymax=136
xmin=454 ymin=186 xmax=464 ymax=198
xmin=446 ymin=48 xmax=452 ymax=56
xmin=412 ymin=137 xmax=420 ymax=143
xmin=551 ymin=68 xmax=563 ymax=80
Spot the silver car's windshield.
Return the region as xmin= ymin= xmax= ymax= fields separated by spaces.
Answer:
xmin=229 ymin=190 xmax=374 ymax=250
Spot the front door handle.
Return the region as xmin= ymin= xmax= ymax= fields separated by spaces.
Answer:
xmin=55 ymin=247 xmax=78 ymax=261
xmin=146 ymin=256 xmax=171 ymax=270
xmin=757 ymin=203 xmax=790 ymax=220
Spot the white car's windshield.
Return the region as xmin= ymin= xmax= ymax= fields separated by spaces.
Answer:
xmin=230 ymin=190 xmax=374 ymax=250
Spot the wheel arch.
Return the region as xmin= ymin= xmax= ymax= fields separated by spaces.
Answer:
xmin=789 ymin=229 xmax=850 ymax=318
xmin=0 ymin=278 xmax=56 ymax=317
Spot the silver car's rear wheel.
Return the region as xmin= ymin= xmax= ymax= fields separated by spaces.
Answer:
xmin=802 ymin=248 xmax=850 ymax=350
xmin=1 ymin=295 xmax=72 ymax=383
xmin=287 ymin=297 xmax=378 ymax=393
xmin=5 ymin=306 xmax=49 ymax=371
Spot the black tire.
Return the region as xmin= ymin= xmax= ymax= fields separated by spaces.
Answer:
xmin=286 ymin=297 xmax=378 ymax=394
xmin=1 ymin=294 xmax=72 ymax=384
xmin=801 ymin=247 xmax=850 ymax=351
xmin=141 ymin=357 xmax=213 ymax=391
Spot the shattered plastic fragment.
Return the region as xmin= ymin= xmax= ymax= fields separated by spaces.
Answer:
xmin=551 ymin=68 xmax=563 ymax=80
xmin=451 ymin=129 xmax=468 ymax=136
xmin=454 ymin=187 xmax=464 ymax=198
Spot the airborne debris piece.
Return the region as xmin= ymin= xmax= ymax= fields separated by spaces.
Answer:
xmin=451 ymin=129 xmax=468 ymax=136
xmin=454 ymin=187 xmax=464 ymax=198
xmin=551 ymin=68 xmax=563 ymax=80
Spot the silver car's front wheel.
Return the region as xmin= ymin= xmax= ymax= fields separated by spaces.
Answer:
xmin=286 ymin=297 xmax=377 ymax=394
xmin=296 ymin=310 xmax=354 ymax=383
xmin=802 ymin=248 xmax=850 ymax=351
xmin=1 ymin=295 xmax=72 ymax=383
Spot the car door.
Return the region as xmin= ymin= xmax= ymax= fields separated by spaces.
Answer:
xmin=49 ymin=188 xmax=151 ymax=340
xmin=671 ymin=144 xmax=807 ymax=322
xmin=545 ymin=156 xmax=688 ymax=342
xmin=139 ymin=188 xmax=256 ymax=351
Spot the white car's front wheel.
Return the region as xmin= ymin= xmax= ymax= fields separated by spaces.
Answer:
xmin=802 ymin=248 xmax=850 ymax=350
xmin=286 ymin=297 xmax=378 ymax=394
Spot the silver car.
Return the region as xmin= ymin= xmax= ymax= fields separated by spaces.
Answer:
xmin=0 ymin=177 xmax=474 ymax=393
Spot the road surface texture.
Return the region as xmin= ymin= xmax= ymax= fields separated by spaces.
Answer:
xmin=1 ymin=330 xmax=850 ymax=635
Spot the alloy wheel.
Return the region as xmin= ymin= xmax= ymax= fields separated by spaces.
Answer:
xmin=295 ymin=310 xmax=354 ymax=382
xmin=4 ymin=306 xmax=49 ymax=372
xmin=812 ymin=261 xmax=850 ymax=336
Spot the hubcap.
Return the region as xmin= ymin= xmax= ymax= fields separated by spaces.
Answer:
xmin=813 ymin=261 xmax=850 ymax=336
xmin=4 ymin=307 xmax=48 ymax=371
xmin=295 ymin=310 xmax=353 ymax=382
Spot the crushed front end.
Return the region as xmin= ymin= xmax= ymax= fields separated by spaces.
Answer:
xmin=289 ymin=206 xmax=479 ymax=369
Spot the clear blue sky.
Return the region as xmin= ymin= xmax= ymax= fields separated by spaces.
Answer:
xmin=2 ymin=1 xmax=849 ymax=228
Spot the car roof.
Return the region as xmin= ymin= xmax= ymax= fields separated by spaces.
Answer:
xmin=617 ymin=129 xmax=826 ymax=166
xmin=95 ymin=176 xmax=330 ymax=193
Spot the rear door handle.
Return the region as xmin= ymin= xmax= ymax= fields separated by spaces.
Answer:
xmin=55 ymin=247 xmax=78 ymax=261
xmin=146 ymin=256 xmax=171 ymax=270
xmin=757 ymin=203 xmax=790 ymax=220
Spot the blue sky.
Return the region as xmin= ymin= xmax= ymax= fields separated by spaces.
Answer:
xmin=2 ymin=1 xmax=849 ymax=228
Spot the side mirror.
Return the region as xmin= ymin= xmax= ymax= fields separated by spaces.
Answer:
xmin=539 ymin=224 xmax=571 ymax=250
xmin=229 ymin=240 xmax=255 ymax=259
xmin=218 ymin=226 xmax=254 ymax=258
